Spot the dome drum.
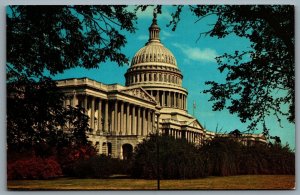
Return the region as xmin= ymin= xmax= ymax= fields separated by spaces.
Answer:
xmin=125 ymin=13 xmax=188 ymax=111
xmin=125 ymin=71 xmax=183 ymax=87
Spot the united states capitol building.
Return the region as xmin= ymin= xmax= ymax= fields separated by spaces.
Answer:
xmin=57 ymin=16 xmax=266 ymax=159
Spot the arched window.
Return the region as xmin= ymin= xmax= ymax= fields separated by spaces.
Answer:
xmin=122 ymin=144 xmax=133 ymax=160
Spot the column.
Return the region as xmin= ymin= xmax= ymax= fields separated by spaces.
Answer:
xmin=156 ymin=113 xmax=160 ymax=134
xmin=132 ymin=105 xmax=136 ymax=135
xmin=72 ymin=93 xmax=77 ymax=107
xmin=90 ymin=97 xmax=95 ymax=131
xmin=66 ymin=97 xmax=70 ymax=107
xmin=156 ymin=91 xmax=159 ymax=104
xmin=126 ymin=103 xmax=130 ymax=135
xmin=173 ymin=92 xmax=176 ymax=107
xmin=147 ymin=110 xmax=151 ymax=135
xmin=193 ymin=132 xmax=195 ymax=143
xmin=137 ymin=107 xmax=141 ymax=135
xmin=152 ymin=111 xmax=155 ymax=133
xmin=168 ymin=91 xmax=171 ymax=107
xmin=177 ymin=93 xmax=180 ymax=108
xmin=114 ymin=100 xmax=118 ymax=134
xmin=180 ymin=94 xmax=183 ymax=109
xmin=162 ymin=91 xmax=165 ymax=106
xmin=104 ymin=100 xmax=108 ymax=132
xmin=111 ymin=101 xmax=114 ymax=132
xmin=84 ymin=95 xmax=88 ymax=114
xmin=120 ymin=102 xmax=124 ymax=135
xmin=142 ymin=108 xmax=146 ymax=136
xmin=177 ymin=93 xmax=179 ymax=108
xmin=98 ymin=99 xmax=102 ymax=132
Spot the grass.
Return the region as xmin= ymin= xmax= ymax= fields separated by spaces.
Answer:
xmin=7 ymin=175 xmax=295 ymax=190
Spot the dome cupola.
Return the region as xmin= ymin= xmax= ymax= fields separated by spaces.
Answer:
xmin=125 ymin=11 xmax=188 ymax=111
xmin=130 ymin=11 xmax=177 ymax=67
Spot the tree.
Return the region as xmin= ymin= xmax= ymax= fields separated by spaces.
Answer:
xmin=132 ymin=134 xmax=208 ymax=179
xmin=7 ymin=5 xmax=137 ymax=78
xmin=6 ymin=5 xmax=137 ymax=151
xmin=168 ymin=5 xmax=294 ymax=132
xmin=7 ymin=76 xmax=91 ymax=152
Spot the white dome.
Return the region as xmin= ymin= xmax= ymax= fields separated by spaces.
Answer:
xmin=131 ymin=42 xmax=177 ymax=66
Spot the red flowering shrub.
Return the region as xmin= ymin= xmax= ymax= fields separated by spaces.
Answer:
xmin=57 ymin=144 xmax=97 ymax=176
xmin=8 ymin=156 xmax=62 ymax=180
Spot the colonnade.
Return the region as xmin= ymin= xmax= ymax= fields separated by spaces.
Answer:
xmin=126 ymin=72 xmax=182 ymax=86
xmin=63 ymin=94 xmax=157 ymax=136
xmin=147 ymin=90 xmax=187 ymax=109
xmin=164 ymin=129 xmax=204 ymax=144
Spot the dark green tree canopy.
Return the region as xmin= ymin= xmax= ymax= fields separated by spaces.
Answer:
xmin=7 ymin=5 xmax=137 ymax=79
xmin=6 ymin=5 xmax=137 ymax=152
xmin=168 ymin=5 xmax=294 ymax=132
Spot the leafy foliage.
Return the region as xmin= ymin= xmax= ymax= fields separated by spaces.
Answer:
xmin=7 ymin=155 xmax=62 ymax=180
xmin=56 ymin=143 xmax=97 ymax=176
xmin=71 ymin=155 xmax=131 ymax=178
xmin=131 ymin=135 xmax=294 ymax=179
xmin=7 ymin=5 xmax=137 ymax=78
xmin=131 ymin=134 xmax=208 ymax=179
xmin=200 ymin=138 xmax=242 ymax=176
xmin=6 ymin=5 xmax=137 ymax=153
xmin=168 ymin=5 xmax=294 ymax=131
xmin=7 ymin=77 xmax=91 ymax=152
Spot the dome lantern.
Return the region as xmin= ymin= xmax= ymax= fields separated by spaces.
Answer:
xmin=148 ymin=9 xmax=160 ymax=43
xmin=125 ymin=13 xmax=187 ymax=112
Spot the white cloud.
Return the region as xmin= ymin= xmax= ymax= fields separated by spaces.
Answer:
xmin=172 ymin=43 xmax=218 ymax=63
xmin=160 ymin=30 xmax=174 ymax=40
xmin=137 ymin=35 xmax=148 ymax=41
xmin=161 ymin=30 xmax=173 ymax=37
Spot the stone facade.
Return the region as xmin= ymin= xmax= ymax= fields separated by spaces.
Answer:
xmin=57 ymin=15 xmax=266 ymax=159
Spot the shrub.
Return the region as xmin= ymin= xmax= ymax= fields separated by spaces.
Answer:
xmin=7 ymin=156 xmax=62 ymax=180
xmin=56 ymin=143 xmax=97 ymax=176
xmin=201 ymin=138 xmax=295 ymax=176
xmin=200 ymin=138 xmax=242 ymax=176
xmin=71 ymin=155 xmax=130 ymax=178
xmin=131 ymin=134 xmax=208 ymax=179
xmin=131 ymin=135 xmax=295 ymax=179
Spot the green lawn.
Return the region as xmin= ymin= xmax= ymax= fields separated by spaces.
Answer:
xmin=7 ymin=175 xmax=295 ymax=190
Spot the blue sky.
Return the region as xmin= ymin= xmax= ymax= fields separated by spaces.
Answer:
xmin=53 ymin=6 xmax=295 ymax=149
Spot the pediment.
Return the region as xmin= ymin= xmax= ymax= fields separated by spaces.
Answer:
xmin=121 ymin=87 xmax=156 ymax=104
xmin=187 ymin=119 xmax=203 ymax=129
